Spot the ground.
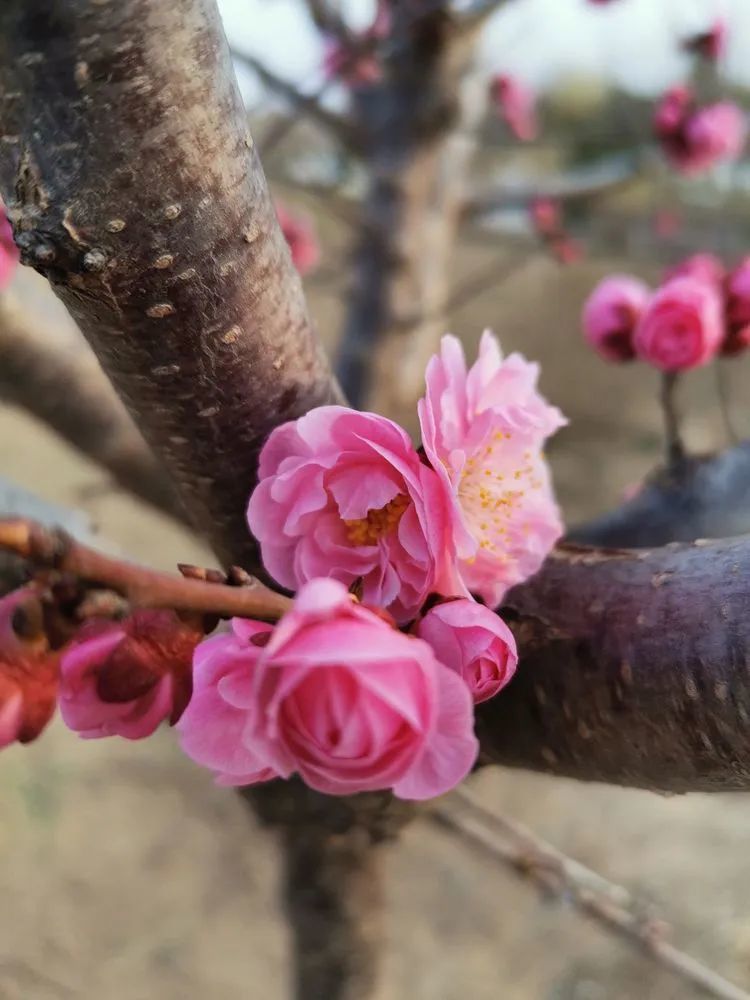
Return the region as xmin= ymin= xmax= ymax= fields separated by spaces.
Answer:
xmin=1 ymin=246 xmax=750 ymax=1000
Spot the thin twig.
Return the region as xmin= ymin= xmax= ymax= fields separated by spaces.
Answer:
xmin=660 ymin=370 xmax=686 ymax=470
xmin=232 ymin=50 xmax=361 ymax=152
xmin=0 ymin=518 xmax=292 ymax=621
xmin=434 ymin=794 xmax=750 ymax=1000
xmin=714 ymin=360 xmax=738 ymax=445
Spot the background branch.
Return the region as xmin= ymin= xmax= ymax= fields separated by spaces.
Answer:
xmin=0 ymin=290 xmax=180 ymax=517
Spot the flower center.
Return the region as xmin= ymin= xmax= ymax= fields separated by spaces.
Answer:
xmin=344 ymin=493 xmax=409 ymax=546
xmin=457 ymin=437 xmax=543 ymax=558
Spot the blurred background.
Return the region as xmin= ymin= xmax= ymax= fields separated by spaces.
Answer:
xmin=3 ymin=1 xmax=750 ymax=997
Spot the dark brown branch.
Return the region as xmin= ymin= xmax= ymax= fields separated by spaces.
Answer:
xmin=0 ymin=518 xmax=292 ymax=620
xmin=0 ymin=0 xmax=340 ymax=572
xmin=477 ymin=535 xmax=750 ymax=792
xmin=0 ymin=291 xmax=180 ymax=516
xmin=231 ymin=50 xmax=362 ymax=153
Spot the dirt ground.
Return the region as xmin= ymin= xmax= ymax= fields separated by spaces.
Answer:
xmin=2 ymin=241 xmax=750 ymax=1000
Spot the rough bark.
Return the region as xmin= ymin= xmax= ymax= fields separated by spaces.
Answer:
xmin=0 ymin=291 xmax=179 ymax=516
xmin=0 ymin=5 xmax=389 ymax=999
xmin=336 ymin=8 xmax=483 ymax=409
xmin=0 ymin=0 xmax=339 ymax=570
xmin=477 ymin=536 xmax=750 ymax=792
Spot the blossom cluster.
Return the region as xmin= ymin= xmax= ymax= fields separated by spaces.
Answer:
xmin=0 ymin=334 xmax=564 ymax=801
xmin=582 ymin=254 xmax=750 ymax=371
xmin=654 ymin=86 xmax=746 ymax=176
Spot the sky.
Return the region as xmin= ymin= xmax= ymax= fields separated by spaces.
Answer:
xmin=218 ymin=0 xmax=750 ymax=108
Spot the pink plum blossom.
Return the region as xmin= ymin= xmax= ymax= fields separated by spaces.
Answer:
xmin=275 ymin=201 xmax=320 ymax=277
xmin=633 ymin=277 xmax=723 ymax=371
xmin=491 ymin=75 xmax=538 ymax=142
xmin=415 ymin=599 xmax=517 ymax=704
xmin=582 ymin=275 xmax=650 ymax=362
xmin=418 ymin=332 xmax=566 ymax=609
xmin=178 ymin=579 xmax=478 ymax=800
xmin=247 ymin=406 xmax=456 ymax=624
xmin=59 ymin=611 xmax=200 ymax=740
xmin=0 ymin=207 xmax=19 ymax=290
xmin=664 ymin=253 xmax=725 ymax=289
xmin=0 ymin=587 xmax=58 ymax=748
xmin=655 ymin=87 xmax=746 ymax=175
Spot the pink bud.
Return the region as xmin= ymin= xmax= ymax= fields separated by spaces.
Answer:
xmin=724 ymin=257 xmax=750 ymax=355
xmin=0 ymin=587 xmax=58 ymax=748
xmin=582 ymin=275 xmax=650 ymax=362
xmin=274 ymin=200 xmax=320 ymax=277
xmin=415 ymin=599 xmax=517 ymax=704
xmin=529 ymin=197 xmax=560 ymax=237
xmin=178 ymin=579 xmax=478 ymax=800
xmin=655 ymin=88 xmax=746 ymax=175
xmin=59 ymin=611 xmax=201 ymax=740
xmin=491 ymin=75 xmax=538 ymax=142
xmin=664 ymin=253 xmax=725 ymax=289
xmin=684 ymin=20 xmax=726 ymax=62
xmin=633 ymin=277 xmax=724 ymax=371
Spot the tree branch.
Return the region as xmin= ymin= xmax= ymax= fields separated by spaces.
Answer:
xmin=0 ymin=518 xmax=292 ymax=621
xmin=477 ymin=535 xmax=750 ymax=792
xmin=231 ymin=50 xmax=362 ymax=153
xmin=0 ymin=0 xmax=340 ymax=572
xmin=435 ymin=795 xmax=750 ymax=1000
xmin=0 ymin=290 xmax=180 ymax=517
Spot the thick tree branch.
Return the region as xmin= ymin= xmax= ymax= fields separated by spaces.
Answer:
xmin=477 ymin=535 xmax=750 ymax=792
xmin=0 ymin=0 xmax=339 ymax=572
xmin=231 ymin=50 xmax=362 ymax=153
xmin=0 ymin=291 xmax=180 ymax=516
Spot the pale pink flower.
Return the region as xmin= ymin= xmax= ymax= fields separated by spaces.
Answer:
xmin=655 ymin=87 xmax=746 ymax=175
xmin=418 ymin=332 xmax=566 ymax=609
xmin=275 ymin=200 xmax=320 ymax=277
xmin=664 ymin=253 xmax=725 ymax=289
xmin=415 ymin=599 xmax=517 ymax=704
xmin=0 ymin=587 xmax=58 ymax=748
xmin=491 ymin=75 xmax=538 ymax=142
xmin=582 ymin=275 xmax=651 ymax=362
xmin=178 ymin=579 xmax=478 ymax=800
xmin=633 ymin=277 xmax=723 ymax=371
xmin=248 ymin=406 xmax=455 ymax=623
xmin=0 ymin=207 xmax=19 ymax=291
xmin=59 ymin=611 xmax=199 ymax=740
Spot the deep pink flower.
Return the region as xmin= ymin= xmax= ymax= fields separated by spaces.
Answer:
xmin=664 ymin=253 xmax=725 ymax=289
xmin=0 ymin=207 xmax=19 ymax=291
xmin=655 ymin=87 xmax=746 ymax=175
xmin=178 ymin=579 xmax=478 ymax=800
xmin=275 ymin=201 xmax=320 ymax=277
xmin=582 ymin=275 xmax=650 ymax=362
xmin=633 ymin=277 xmax=723 ymax=371
xmin=247 ymin=406 xmax=455 ymax=624
xmin=491 ymin=75 xmax=538 ymax=142
xmin=684 ymin=20 xmax=726 ymax=62
xmin=415 ymin=599 xmax=517 ymax=704
xmin=418 ymin=332 xmax=565 ymax=609
xmin=0 ymin=587 xmax=58 ymax=748
xmin=59 ymin=611 xmax=200 ymax=740
xmin=724 ymin=257 xmax=750 ymax=355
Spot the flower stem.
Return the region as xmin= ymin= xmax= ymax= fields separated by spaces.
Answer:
xmin=660 ymin=371 xmax=686 ymax=471
xmin=714 ymin=360 xmax=738 ymax=445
